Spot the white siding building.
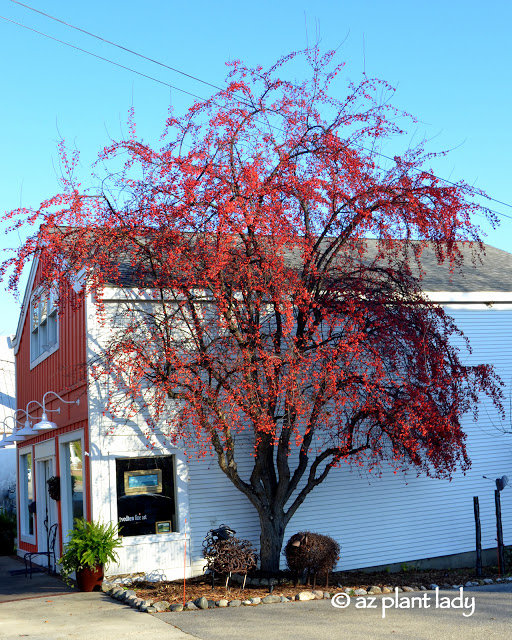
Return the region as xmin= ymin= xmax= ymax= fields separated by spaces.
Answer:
xmin=11 ymin=242 xmax=512 ymax=577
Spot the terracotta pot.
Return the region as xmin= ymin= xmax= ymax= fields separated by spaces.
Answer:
xmin=76 ymin=564 xmax=104 ymax=592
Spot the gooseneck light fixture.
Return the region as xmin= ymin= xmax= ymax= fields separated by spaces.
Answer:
xmin=0 ymin=418 xmax=15 ymax=448
xmin=0 ymin=409 xmax=25 ymax=449
xmin=16 ymin=400 xmax=60 ymax=437
xmin=0 ymin=414 xmax=26 ymax=445
xmin=33 ymin=391 xmax=80 ymax=431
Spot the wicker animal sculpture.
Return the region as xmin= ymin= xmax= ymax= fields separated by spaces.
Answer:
xmin=203 ymin=525 xmax=258 ymax=590
xmin=284 ymin=531 xmax=340 ymax=589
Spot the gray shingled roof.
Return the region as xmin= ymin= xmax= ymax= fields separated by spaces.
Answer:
xmin=110 ymin=240 xmax=512 ymax=293
xmin=395 ymin=242 xmax=512 ymax=292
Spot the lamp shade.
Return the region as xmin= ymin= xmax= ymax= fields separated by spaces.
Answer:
xmin=33 ymin=413 xmax=57 ymax=431
xmin=3 ymin=428 xmax=26 ymax=443
xmin=17 ymin=420 xmax=35 ymax=437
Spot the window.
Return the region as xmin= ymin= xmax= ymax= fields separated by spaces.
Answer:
xmin=30 ymin=288 xmax=58 ymax=364
xmin=116 ymin=456 xmax=176 ymax=536
xmin=20 ymin=452 xmax=34 ymax=538
xmin=62 ymin=440 xmax=84 ymax=532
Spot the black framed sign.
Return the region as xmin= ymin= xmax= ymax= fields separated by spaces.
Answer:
xmin=116 ymin=456 xmax=176 ymax=537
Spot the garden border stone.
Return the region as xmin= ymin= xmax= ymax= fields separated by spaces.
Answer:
xmin=102 ymin=576 xmax=501 ymax=614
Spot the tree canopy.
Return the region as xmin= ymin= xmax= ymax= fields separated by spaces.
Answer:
xmin=2 ymin=49 xmax=504 ymax=570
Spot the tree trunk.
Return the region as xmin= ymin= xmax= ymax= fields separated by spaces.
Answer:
xmin=258 ymin=509 xmax=287 ymax=573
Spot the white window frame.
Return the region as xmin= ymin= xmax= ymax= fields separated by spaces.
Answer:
xmin=18 ymin=446 xmax=36 ymax=545
xmin=30 ymin=287 xmax=59 ymax=368
xmin=59 ymin=430 xmax=86 ymax=544
xmin=108 ymin=450 xmax=189 ymax=546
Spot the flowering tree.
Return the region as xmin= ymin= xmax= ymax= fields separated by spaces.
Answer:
xmin=2 ymin=50 xmax=504 ymax=571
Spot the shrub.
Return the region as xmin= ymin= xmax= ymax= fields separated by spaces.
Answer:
xmin=0 ymin=509 xmax=16 ymax=555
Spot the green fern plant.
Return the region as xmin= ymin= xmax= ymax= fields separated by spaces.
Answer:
xmin=58 ymin=518 xmax=122 ymax=586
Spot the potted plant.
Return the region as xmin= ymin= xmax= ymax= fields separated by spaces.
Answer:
xmin=58 ymin=518 xmax=122 ymax=591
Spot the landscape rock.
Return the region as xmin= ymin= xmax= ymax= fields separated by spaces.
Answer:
xmin=296 ymin=591 xmax=315 ymax=601
xmin=170 ymin=604 xmax=184 ymax=612
xmin=419 ymin=586 xmax=427 ymax=591
xmin=153 ymin=601 xmax=170 ymax=612
xmin=195 ymin=596 xmax=209 ymax=610
xmin=280 ymin=596 xmax=291 ymax=602
xmin=483 ymin=579 xmax=494 ymax=585
xmin=368 ymin=586 xmax=382 ymax=594
xmin=242 ymin=599 xmax=253 ymax=606
xmin=429 ymin=584 xmax=439 ymax=590
xmin=402 ymin=586 xmax=414 ymax=592
xmin=354 ymin=588 xmax=367 ymax=596
xmin=312 ymin=590 xmax=324 ymax=599
xmin=228 ymin=600 xmax=242 ymax=607
xmin=260 ymin=578 xmax=269 ymax=587
xmin=250 ymin=597 xmax=261 ymax=605
xmin=140 ymin=599 xmax=153 ymax=609
xmin=217 ymin=599 xmax=229 ymax=607
xmin=208 ymin=600 xmax=216 ymax=609
xmin=261 ymin=595 xmax=282 ymax=604
xmin=381 ymin=587 xmax=392 ymax=594
xmin=323 ymin=592 xmax=331 ymax=599
xmin=184 ymin=601 xmax=198 ymax=610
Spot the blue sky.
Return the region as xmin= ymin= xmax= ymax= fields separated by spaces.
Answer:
xmin=1 ymin=0 xmax=511 ymax=336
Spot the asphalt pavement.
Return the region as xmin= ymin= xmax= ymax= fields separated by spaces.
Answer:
xmin=153 ymin=583 xmax=512 ymax=640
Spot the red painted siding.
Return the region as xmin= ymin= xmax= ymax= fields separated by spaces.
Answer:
xmin=16 ymin=261 xmax=89 ymax=552
xmin=16 ymin=262 xmax=88 ymax=422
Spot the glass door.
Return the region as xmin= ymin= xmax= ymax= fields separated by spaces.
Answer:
xmin=36 ymin=457 xmax=58 ymax=567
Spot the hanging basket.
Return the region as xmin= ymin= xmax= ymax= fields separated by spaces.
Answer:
xmin=47 ymin=476 xmax=61 ymax=501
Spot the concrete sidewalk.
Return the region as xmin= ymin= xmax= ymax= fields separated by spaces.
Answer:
xmin=0 ymin=556 xmax=191 ymax=640
xmin=0 ymin=555 xmax=73 ymax=602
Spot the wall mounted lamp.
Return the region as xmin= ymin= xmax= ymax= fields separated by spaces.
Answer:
xmin=0 ymin=414 xmax=25 ymax=445
xmin=33 ymin=391 xmax=80 ymax=431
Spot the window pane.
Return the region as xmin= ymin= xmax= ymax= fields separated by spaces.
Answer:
xmin=40 ymin=294 xmax=47 ymax=324
xmin=67 ymin=441 xmax=83 ymax=524
xmin=21 ymin=453 xmax=34 ymax=536
xmin=31 ymin=299 xmax=39 ymax=332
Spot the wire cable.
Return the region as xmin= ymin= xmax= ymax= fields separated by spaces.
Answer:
xmin=0 ymin=14 xmax=208 ymax=101
xmin=9 ymin=0 xmax=226 ymax=94
xmin=2 ymin=6 xmax=512 ymax=222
